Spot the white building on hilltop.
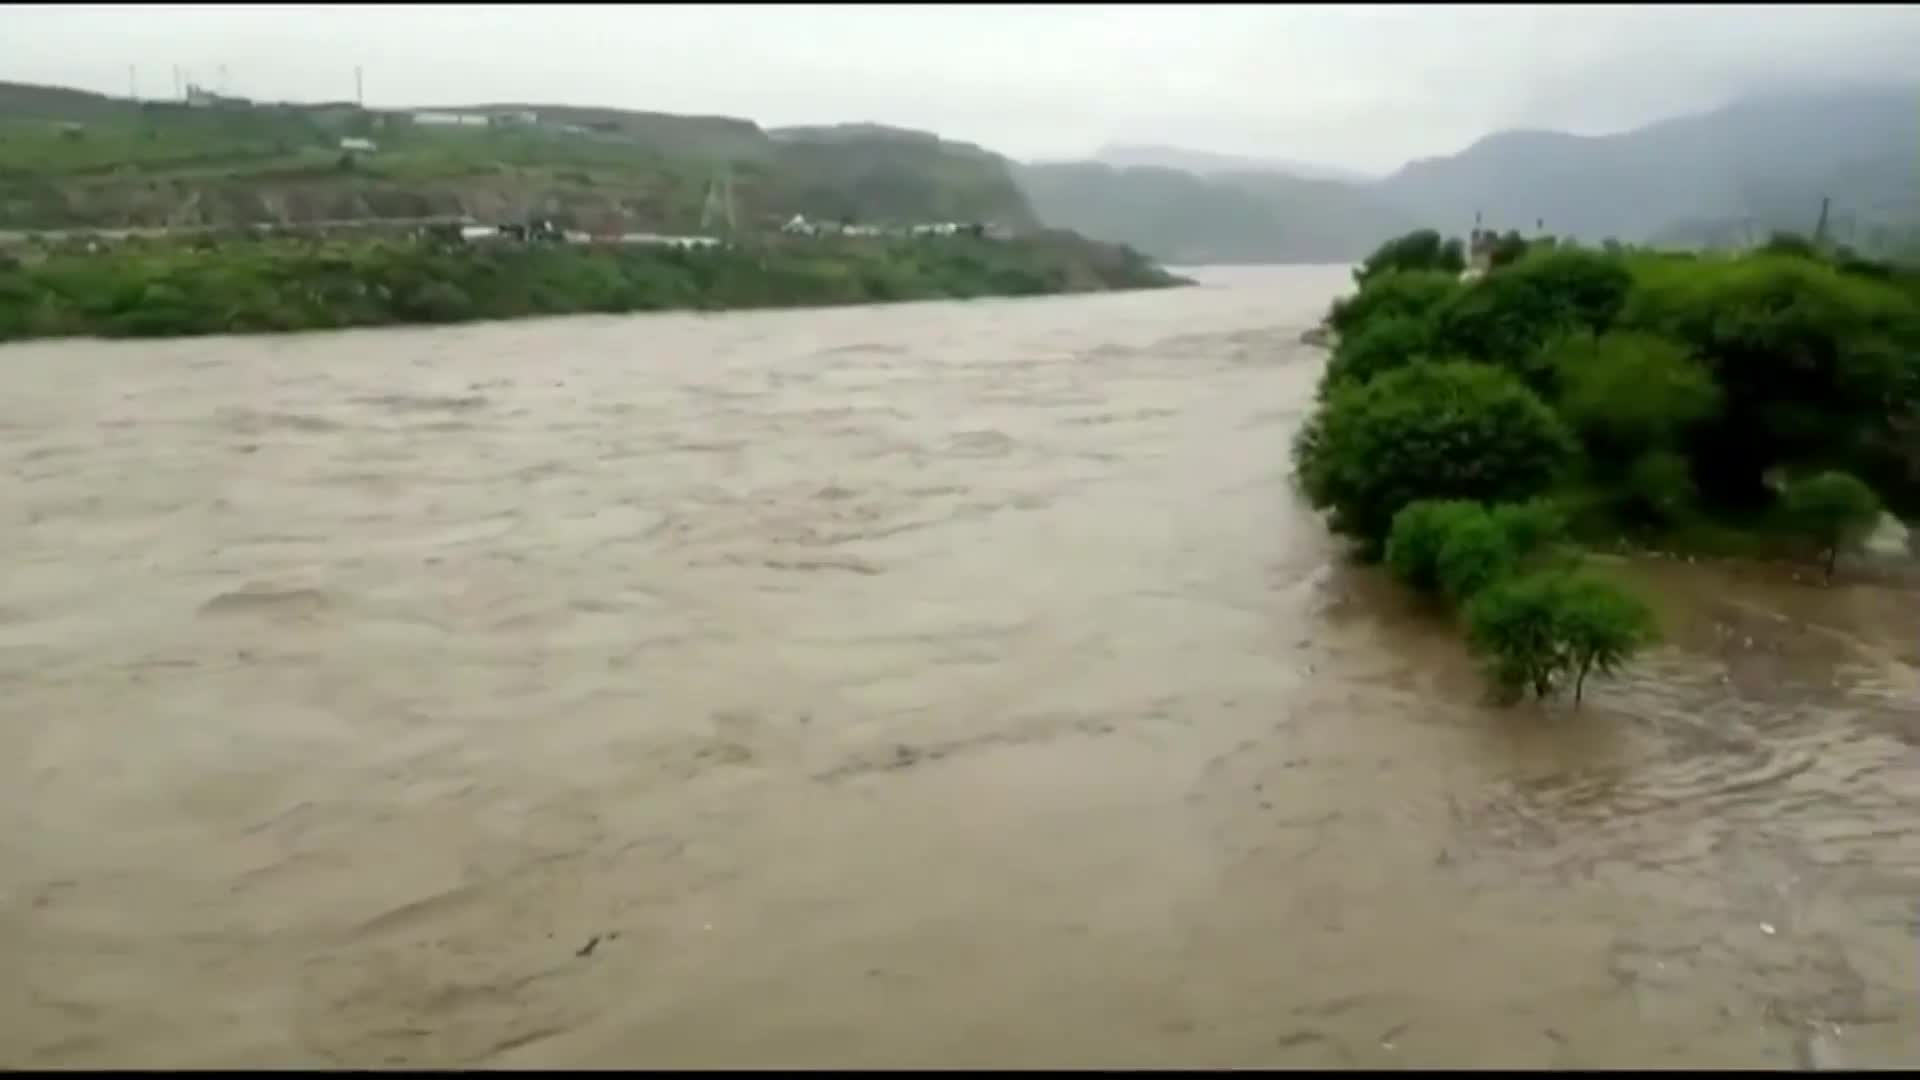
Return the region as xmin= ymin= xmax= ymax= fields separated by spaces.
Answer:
xmin=413 ymin=111 xmax=489 ymax=128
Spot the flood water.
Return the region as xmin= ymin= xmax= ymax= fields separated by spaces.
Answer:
xmin=4 ymin=266 xmax=1917 ymax=1068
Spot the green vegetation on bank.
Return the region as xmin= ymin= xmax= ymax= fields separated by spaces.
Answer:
xmin=0 ymin=82 xmax=1037 ymax=234
xmin=1295 ymin=229 xmax=1920 ymax=704
xmin=0 ymin=230 xmax=1182 ymax=342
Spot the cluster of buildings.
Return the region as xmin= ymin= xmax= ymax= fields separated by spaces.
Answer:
xmin=452 ymin=221 xmax=721 ymax=251
xmin=411 ymin=109 xmax=539 ymax=130
xmin=777 ymin=215 xmax=1011 ymax=241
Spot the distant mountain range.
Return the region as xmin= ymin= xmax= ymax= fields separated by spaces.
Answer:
xmin=1018 ymin=85 xmax=1920 ymax=264
xmin=1014 ymin=161 xmax=1413 ymax=266
xmin=1089 ymin=144 xmax=1375 ymax=184
xmin=1 ymin=78 xmax=1914 ymax=263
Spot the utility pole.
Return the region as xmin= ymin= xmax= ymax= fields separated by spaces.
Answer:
xmin=1812 ymin=194 xmax=1832 ymax=250
xmin=128 ymin=64 xmax=137 ymax=102
xmin=355 ymin=66 xmax=364 ymax=107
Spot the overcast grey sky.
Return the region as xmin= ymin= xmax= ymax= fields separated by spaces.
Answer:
xmin=5 ymin=4 xmax=1916 ymax=174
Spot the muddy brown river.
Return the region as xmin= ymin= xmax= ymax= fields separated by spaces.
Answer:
xmin=3 ymin=265 xmax=1917 ymax=1068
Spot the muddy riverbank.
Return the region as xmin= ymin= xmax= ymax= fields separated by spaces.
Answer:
xmin=3 ymin=266 xmax=1915 ymax=1067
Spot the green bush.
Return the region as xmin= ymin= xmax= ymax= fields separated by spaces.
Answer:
xmin=0 ymin=231 xmax=1172 ymax=342
xmin=1488 ymin=498 xmax=1569 ymax=558
xmin=1354 ymin=229 xmax=1465 ymax=286
xmin=1327 ymin=269 xmax=1461 ymax=340
xmin=1432 ymin=249 xmax=1636 ymax=390
xmin=1295 ymin=236 xmax=1905 ymax=704
xmin=1321 ymin=313 xmax=1432 ymax=393
xmin=398 ymin=281 xmax=476 ymax=323
xmin=1385 ymin=500 xmax=1485 ymax=595
xmin=1386 ymin=497 xmax=1568 ymax=600
xmin=1620 ymin=450 xmax=1699 ymax=527
xmin=1760 ymin=232 xmax=1819 ymax=259
xmin=1436 ymin=512 xmax=1517 ymax=603
xmin=1555 ymin=331 xmax=1722 ymax=463
xmin=1487 ymin=230 xmax=1530 ymax=269
xmin=1780 ymin=470 xmax=1883 ymax=581
xmin=1619 ymin=254 xmax=1920 ymax=508
xmin=1295 ymin=362 xmax=1577 ymax=551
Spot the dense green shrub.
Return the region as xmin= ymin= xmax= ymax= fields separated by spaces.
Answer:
xmin=1385 ymin=500 xmax=1486 ymax=595
xmin=1436 ymin=512 xmax=1517 ymax=603
xmin=1320 ymin=313 xmax=1433 ymax=393
xmin=1386 ymin=497 xmax=1570 ymax=600
xmin=1294 ymin=233 xmax=1920 ymax=703
xmin=1555 ymin=331 xmax=1722 ymax=463
xmin=1354 ymin=229 xmax=1465 ymax=286
xmin=1619 ymin=254 xmax=1920 ymax=508
xmin=1326 ymin=269 xmax=1460 ymax=340
xmin=1431 ymin=249 xmax=1636 ymax=390
xmin=0 ymin=232 xmax=1181 ymax=343
xmin=1487 ymin=230 xmax=1531 ymax=269
xmin=1295 ymin=362 xmax=1577 ymax=551
xmin=1760 ymin=232 xmax=1819 ymax=259
xmin=1620 ymin=450 xmax=1699 ymax=527
xmin=1488 ymin=498 xmax=1569 ymax=558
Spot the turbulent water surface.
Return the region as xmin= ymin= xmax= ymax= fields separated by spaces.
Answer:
xmin=4 ymin=267 xmax=1917 ymax=1068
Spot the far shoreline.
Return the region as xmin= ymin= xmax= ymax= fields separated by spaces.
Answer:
xmin=0 ymin=230 xmax=1188 ymax=346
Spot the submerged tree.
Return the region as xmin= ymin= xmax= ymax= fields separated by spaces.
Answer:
xmin=1781 ymin=470 xmax=1883 ymax=582
xmin=1550 ymin=573 xmax=1657 ymax=705
xmin=1465 ymin=570 xmax=1655 ymax=706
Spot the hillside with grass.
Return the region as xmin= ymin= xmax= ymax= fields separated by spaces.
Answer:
xmin=0 ymin=81 xmax=1038 ymax=234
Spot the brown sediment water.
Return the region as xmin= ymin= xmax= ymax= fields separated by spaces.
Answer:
xmin=3 ymin=267 xmax=1916 ymax=1068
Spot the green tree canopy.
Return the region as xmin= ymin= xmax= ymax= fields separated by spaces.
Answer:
xmin=1295 ymin=362 xmax=1577 ymax=551
xmin=1465 ymin=570 xmax=1655 ymax=705
xmin=1554 ymin=331 xmax=1723 ymax=462
xmin=1781 ymin=470 xmax=1883 ymax=581
xmin=1354 ymin=229 xmax=1465 ymax=287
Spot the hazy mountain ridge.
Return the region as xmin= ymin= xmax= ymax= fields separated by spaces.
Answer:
xmin=1376 ymin=84 xmax=1920 ymax=244
xmin=1091 ymin=143 xmax=1375 ymax=184
xmin=1023 ymin=85 xmax=1920 ymax=263
xmin=1014 ymin=160 xmax=1412 ymax=266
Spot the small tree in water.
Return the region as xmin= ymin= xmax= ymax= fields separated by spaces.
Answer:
xmin=1465 ymin=573 xmax=1566 ymax=702
xmin=1550 ymin=573 xmax=1657 ymax=705
xmin=1781 ymin=471 xmax=1883 ymax=582
xmin=1465 ymin=571 xmax=1654 ymax=706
